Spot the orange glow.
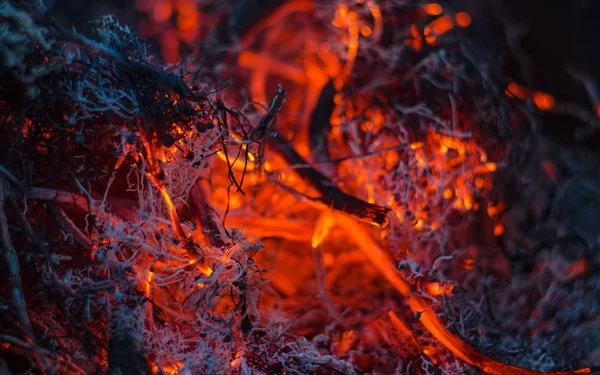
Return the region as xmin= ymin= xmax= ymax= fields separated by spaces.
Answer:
xmin=334 ymin=5 xmax=360 ymax=90
xmin=506 ymin=82 xmax=531 ymax=100
xmin=152 ymin=0 xmax=173 ymax=23
xmin=160 ymin=362 xmax=184 ymax=375
xmin=410 ymin=142 xmax=424 ymax=150
xmin=487 ymin=201 xmax=505 ymax=218
xmin=443 ymin=189 xmax=453 ymax=199
xmin=455 ymin=12 xmax=472 ymax=27
xmin=424 ymin=15 xmax=454 ymax=44
xmin=230 ymin=352 xmax=243 ymax=368
xmin=407 ymin=23 xmax=423 ymax=51
xmin=463 ymin=194 xmax=473 ymax=210
xmin=176 ymin=4 xmax=199 ymax=31
xmin=161 ymin=29 xmax=180 ymax=63
xmin=368 ymin=1 xmax=383 ymax=41
xmin=564 ymin=259 xmax=587 ymax=278
xmin=216 ymin=149 xmax=257 ymax=172
xmin=493 ymin=223 xmax=504 ymax=236
xmin=198 ymin=263 xmax=213 ymax=277
xmin=484 ymin=162 xmax=497 ymax=172
xmin=334 ymin=330 xmax=356 ymax=355
xmin=422 ymin=281 xmax=454 ymax=296
xmin=532 ymin=91 xmax=556 ymax=110
xmin=414 ymin=218 xmax=424 ymax=229
xmin=423 ymin=3 xmax=443 ymax=16
xmin=156 ymin=179 xmax=186 ymax=242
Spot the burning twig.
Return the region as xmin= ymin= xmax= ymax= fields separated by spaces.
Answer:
xmin=250 ymin=85 xmax=287 ymax=142
xmin=269 ymin=135 xmax=391 ymax=228
xmin=189 ymin=181 xmax=227 ymax=248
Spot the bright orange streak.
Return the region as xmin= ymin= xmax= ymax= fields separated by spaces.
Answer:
xmin=367 ymin=1 xmax=383 ymax=41
xmin=424 ymin=15 xmax=454 ymax=44
xmin=387 ymin=311 xmax=422 ymax=351
xmin=239 ymin=0 xmax=315 ymax=47
xmin=140 ymin=132 xmax=188 ymax=244
xmin=145 ymin=271 xmax=153 ymax=295
xmin=227 ymin=215 xmax=314 ymax=242
xmin=216 ymin=149 xmax=256 ymax=172
xmin=335 ymin=8 xmax=360 ymax=90
xmin=312 ymin=211 xmax=335 ymax=248
xmin=336 ymin=214 xmax=589 ymax=375
xmin=423 ymin=3 xmax=443 ymax=16
xmin=198 ymin=263 xmax=213 ymax=277
xmin=455 ymin=12 xmax=472 ymax=27
xmin=532 ymin=91 xmax=556 ymax=110
xmin=154 ymin=177 xmax=187 ymax=242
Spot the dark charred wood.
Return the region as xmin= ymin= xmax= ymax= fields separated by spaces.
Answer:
xmin=189 ymin=182 xmax=228 ymax=248
xmin=269 ymin=135 xmax=391 ymax=228
xmin=309 ymin=80 xmax=336 ymax=168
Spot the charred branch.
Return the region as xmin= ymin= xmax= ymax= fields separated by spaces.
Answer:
xmin=270 ymin=135 xmax=391 ymax=228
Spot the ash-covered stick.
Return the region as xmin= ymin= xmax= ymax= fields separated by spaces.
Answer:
xmin=189 ymin=181 xmax=227 ymax=248
xmin=56 ymin=26 xmax=194 ymax=98
xmin=25 ymin=187 xmax=137 ymax=221
xmin=46 ymin=203 xmax=93 ymax=251
xmin=269 ymin=135 xmax=391 ymax=228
